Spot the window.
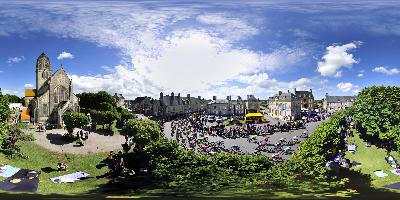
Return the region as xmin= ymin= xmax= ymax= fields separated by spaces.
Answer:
xmin=42 ymin=104 xmax=48 ymax=116
xmin=54 ymin=86 xmax=68 ymax=104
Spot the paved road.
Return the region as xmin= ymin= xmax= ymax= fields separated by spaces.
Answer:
xmin=162 ymin=114 xmax=324 ymax=160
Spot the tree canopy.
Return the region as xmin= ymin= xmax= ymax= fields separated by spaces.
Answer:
xmin=3 ymin=94 xmax=21 ymax=104
xmin=353 ymin=86 xmax=400 ymax=137
xmin=77 ymin=91 xmax=116 ymax=112
xmin=62 ymin=112 xmax=90 ymax=134
xmin=124 ymin=118 xmax=160 ymax=150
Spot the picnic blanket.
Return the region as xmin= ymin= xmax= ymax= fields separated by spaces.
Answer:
xmin=390 ymin=169 xmax=400 ymax=176
xmin=0 ymin=165 xmax=21 ymax=178
xmin=374 ymin=170 xmax=388 ymax=177
xmin=50 ymin=171 xmax=90 ymax=183
xmin=0 ymin=169 xmax=40 ymax=192
xmin=348 ymin=145 xmax=357 ymax=153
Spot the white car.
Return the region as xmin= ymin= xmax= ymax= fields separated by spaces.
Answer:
xmin=216 ymin=116 xmax=223 ymax=123
xmin=207 ymin=115 xmax=216 ymax=122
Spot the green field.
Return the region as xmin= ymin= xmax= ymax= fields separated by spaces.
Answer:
xmin=345 ymin=133 xmax=400 ymax=189
xmin=0 ymin=141 xmax=109 ymax=194
xmin=1 ymin=131 xmax=400 ymax=199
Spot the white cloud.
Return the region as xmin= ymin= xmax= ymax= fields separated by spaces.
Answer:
xmin=357 ymin=73 xmax=363 ymax=77
xmin=336 ymin=82 xmax=354 ymax=92
xmin=57 ymin=51 xmax=74 ymax=60
xmin=7 ymin=56 xmax=24 ymax=65
xmin=24 ymin=83 xmax=33 ymax=88
xmin=317 ymin=42 xmax=361 ymax=77
xmin=288 ymin=78 xmax=311 ymax=90
xmin=0 ymin=2 xmax=311 ymax=99
xmin=372 ymin=66 xmax=400 ymax=75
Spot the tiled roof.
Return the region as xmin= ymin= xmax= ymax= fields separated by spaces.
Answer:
xmin=325 ymin=96 xmax=356 ymax=103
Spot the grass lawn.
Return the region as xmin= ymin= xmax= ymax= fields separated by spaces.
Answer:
xmin=345 ymin=133 xmax=400 ymax=189
xmin=0 ymin=141 xmax=109 ymax=194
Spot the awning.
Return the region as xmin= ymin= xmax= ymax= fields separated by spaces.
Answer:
xmin=245 ymin=113 xmax=264 ymax=117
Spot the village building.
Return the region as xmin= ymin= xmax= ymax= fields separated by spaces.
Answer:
xmin=207 ymin=96 xmax=245 ymax=116
xmin=323 ymin=93 xmax=356 ymax=113
xmin=268 ymin=90 xmax=301 ymax=121
xmin=29 ymin=53 xmax=80 ymax=126
xmin=113 ymin=93 xmax=126 ymax=109
xmin=245 ymin=95 xmax=260 ymax=113
xmin=294 ymin=88 xmax=314 ymax=111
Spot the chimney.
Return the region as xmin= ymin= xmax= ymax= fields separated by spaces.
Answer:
xmin=294 ymin=88 xmax=297 ymax=92
xmin=170 ymin=92 xmax=174 ymax=105
xmin=198 ymin=96 xmax=201 ymax=100
xmin=187 ymin=94 xmax=190 ymax=98
xmin=310 ymin=89 xmax=312 ymax=93
xmin=325 ymin=93 xmax=328 ymax=97
xmin=278 ymin=91 xmax=282 ymax=95
xmin=213 ymin=96 xmax=217 ymax=100
xmin=287 ymin=90 xmax=290 ymax=93
xmin=160 ymin=92 xmax=163 ymax=100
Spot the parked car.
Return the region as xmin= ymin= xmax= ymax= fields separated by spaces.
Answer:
xmin=207 ymin=115 xmax=216 ymax=122
xmin=216 ymin=116 xmax=223 ymax=123
xmin=45 ymin=123 xmax=57 ymax=130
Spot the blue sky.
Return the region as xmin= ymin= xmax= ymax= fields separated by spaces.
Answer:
xmin=0 ymin=1 xmax=399 ymax=100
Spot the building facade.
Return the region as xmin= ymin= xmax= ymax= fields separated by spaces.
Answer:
xmin=294 ymin=88 xmax=314 ymax=111
xmin=268 ymin=90 xmax=301 ymax=121
xmin=207 ymin=96 xmax=245 ymax=116
xmin=29 ymin=53 xmax=80 ymax=126
xmin=245 ymin=94 xmax=260 ymax=113
xmin=323 ymin=93 xmax=356 ymax=113
xmin=113 ymin=93 xmax=126 ymax=109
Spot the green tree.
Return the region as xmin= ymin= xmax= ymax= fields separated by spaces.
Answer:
xmin=90 ymin=110 xmax=120 ymax=130
xmin=0 ymin=94 xmax=11 ymax=123
xmin=62 ymin=112 xmax=90 ymax=134
xmin=353 ymin=86 xmax=400 ymax=138
xmin=103 ymin=110 xmax=121 ymax=130
xmin=3 ymin=94 xmax=21 ymax=103
xmin=125 ymin=118 xmax=160 ymax=150
xmin=381 ymin=125 xmax=400 ymax=152
xmin=77 ymin=91 xmax=116 ymax=112
xmin=116 ymin=108 xmax=135 ymax=128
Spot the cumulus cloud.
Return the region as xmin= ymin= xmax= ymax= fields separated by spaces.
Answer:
xmin=372 ymin=66 xmax=400 ymax=75
xmin=57 ymin=51 xmax=74 ymax=60
xmin=357 ymin=73 xmax=363 ymax=77
xmin=0 ymin=1 xmax=312 ymax=99
xmin=317 ymin=42 xmax=361 ymax=77
xmin=336 ymin=82 xmax=354 ymax=92
xmin=24 ymin=83 xmax=33 ymax=88
xmin=7 ymin=56 xmax=24 ymax=65
xmin=288 ymin=78 xmax=311 ymax=89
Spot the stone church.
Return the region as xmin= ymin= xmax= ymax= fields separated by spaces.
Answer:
xmin=29 ymin=53 xmax=80 ymax=127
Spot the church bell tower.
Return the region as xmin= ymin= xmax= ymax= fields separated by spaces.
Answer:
xmin=36 ymin=53 xmax=52 ymax=93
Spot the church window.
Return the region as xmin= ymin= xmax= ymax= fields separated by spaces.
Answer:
xmin=42 ymin=104 xmax=48 ymax=116
xmin=54 ymin=86 xmax=68 ymax=104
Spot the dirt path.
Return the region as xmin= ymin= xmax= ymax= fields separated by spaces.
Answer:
xmin=27 ymin=128 xmax=125 ymax=155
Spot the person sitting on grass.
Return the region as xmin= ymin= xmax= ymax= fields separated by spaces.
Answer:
xmin=386 ymin=154 xmax=395 ymax=165
xmin=57 ymin=162 xmax=68 ymax=171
